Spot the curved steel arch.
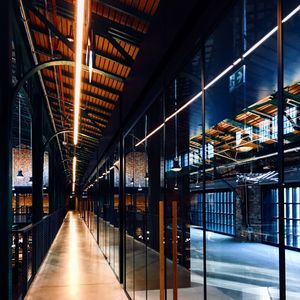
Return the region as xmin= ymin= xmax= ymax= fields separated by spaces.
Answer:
xmin=12 ymin=58 xmax=123 ymax=108
xmin=43 ymin=129 xmax=98 ymax=151
xmin=12 ymin=59 xmax=75 ymax=107
xmin=11 ymin=59 xmax=101 ymax=179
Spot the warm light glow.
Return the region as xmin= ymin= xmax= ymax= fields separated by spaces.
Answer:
xmin=72 ymin=182 xmax=75 ymax=192
xmin=73 ymin=0 xmax=85 ymax=145
xmin=88 ymin=49 xmax=93 ymax=83
xmin=72 ymin=156 xmax=77 ymax=184
xmin=236 ymin=145 xmax=254 ymax=152
xmin=69 ymin=214 xmax=79 ymax=291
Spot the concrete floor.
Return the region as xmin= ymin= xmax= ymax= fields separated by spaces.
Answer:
xmin=125 ymin=229 xmax=300 ymax=300
xmin=25 ymin=211 xmax=127 ymax=300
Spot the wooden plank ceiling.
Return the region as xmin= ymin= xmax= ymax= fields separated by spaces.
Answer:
xmin=22 ymin=0 xmax=160 ymax=182
xmin=190 ymin=83 xmax=300 ymax=172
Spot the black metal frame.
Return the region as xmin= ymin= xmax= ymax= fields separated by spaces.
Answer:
xmin=12 ymin=208 xmax=66 ymax=300
xmin=277 ymin=1 xmax=286 ymax=298
xmin=77 ymin=0 xmax=300 ymax=299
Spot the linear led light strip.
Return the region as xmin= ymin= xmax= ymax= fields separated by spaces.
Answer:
xmin=72 ymin=156 xmax=77 ymax=192
xmin=73 ymin=0 xmax=85 ymax=145
xmin=135 ymin=5 xmax=300 ymax=148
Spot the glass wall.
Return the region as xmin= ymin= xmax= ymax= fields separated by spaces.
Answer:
xmin=81 ymin=1 xmax=300 ymax=299
xmin=283 ymin=0 xmax=300 ymax=298
xmin=124 ymin=96 xmax=164 ymax=299
xmin=82 ymin=145 xmax=121 ymax=278
xmin=204 ymin=0 xmax=280 ymax=298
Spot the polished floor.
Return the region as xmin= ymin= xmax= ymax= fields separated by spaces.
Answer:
xmin=25 ymin=211 xmax=127 ymax=300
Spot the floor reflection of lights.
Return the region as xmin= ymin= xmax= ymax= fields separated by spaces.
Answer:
xmin=68 ymin=215 xmax=79 ymax=295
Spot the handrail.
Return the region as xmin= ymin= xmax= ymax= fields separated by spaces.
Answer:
xmin=11 ymin=208 xmax=65 ymax=234
xmin=12 ymin=208 xmax=67 ymax=300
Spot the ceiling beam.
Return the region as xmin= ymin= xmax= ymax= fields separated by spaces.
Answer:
xmin=51 ymin=114 xmax=103 ymax=137
xmin=31 ymin=40 xmax=124 ymax=81
xmin=33 ymin=34 xmax=131 ymax=68
xmin=59 ymin=69 xmax=122 ymax=96
xmin=48 ymin=95 xmax=112 ymax=119
xmin=33 ymin=0 xmax=144 ymax=47
xmin=51 ymin=100 xmax=110 ymax=122
xmin=104 ymin=34 xmax=134 ymax=65
xmin=43 ymin=71 xmax=121 ymax=98
xmin=52 ymin=105 xmax=108 ymax=127
xmin=92 ymin=13 xmax=144 ymax=43
xmin=26 ymin=2 xmax=74 ymax=51
xmin=98 ymin=0 xmax=150 ymax=23
xmin=46 ymin=84 xmax=117 ymax=107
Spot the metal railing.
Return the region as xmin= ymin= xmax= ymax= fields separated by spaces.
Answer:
xmin=12 ymin=208 xmax=66 ymax=299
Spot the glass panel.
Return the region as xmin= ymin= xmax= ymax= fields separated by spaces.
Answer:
xmin=164 ymin=49 xmax=204 ymax=299
xmin=113 ymin=145 xmax=120 ymax=278
xmin=283 ymin=1 xmax=300 ymax=298
xmin=204 ymin=0 xmax=279 ymax=298
xmin=12 ymin=94 xmax=33 ymax=224
xmin=145 ymin=97 xmax=164 ymax=299
xmin=125 ymin=134 xmax=135 ymax=299
xmin=132 ymin=120 xmax=147 ymax=299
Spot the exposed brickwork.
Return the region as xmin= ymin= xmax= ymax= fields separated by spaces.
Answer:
xmin=12 ymin=147 xmax=49 ymax=187
xmin=114 ymin=151 xmax=148 ymax=187
xmin=235 ymin=185 xmax=262 ymax=242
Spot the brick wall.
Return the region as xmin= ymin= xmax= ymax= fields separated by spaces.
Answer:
xmin=12 ymin=147 xmax=49 ymax=187
xmin=125 ymin=151 xmax=147 ymax=187
xmin=235 ymin=185 xmax=262 ymax=242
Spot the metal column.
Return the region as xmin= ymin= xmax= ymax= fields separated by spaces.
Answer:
xmin=0 ymin=1 xmax=13 ymax=299
xmin=32 ymin=93 xmax=44 ymax=223
xmin=277 ymin=0 xmax=286 ymax=299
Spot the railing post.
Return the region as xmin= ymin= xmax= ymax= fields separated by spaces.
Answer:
xmin=14 ymin=233 xmax=20 ymax=284
xmin=22 ymin=233 xmax=28 ymax=297
xmin=32 ymin=93 xmax=44 ymax=223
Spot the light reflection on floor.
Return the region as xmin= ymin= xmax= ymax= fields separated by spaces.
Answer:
xmin=134 ymin=229 xmax=300 ymax=299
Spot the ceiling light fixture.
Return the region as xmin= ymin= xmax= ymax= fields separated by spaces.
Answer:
xmin=72 ymin=156 xmax=77 ymax=189
xmin=174 ymin=182 xmax=179 ymax=191
xmin=171 ymin=158 xmax=182 ymax=172
xmin=237 ymin=146 xmax=253 ymax=152
xmin=17 ymin=96 xmax=23 ymax=179
xmin=73 ymin=0 xmax=85 ymax=145
xmin=17 ymin=170 xmax=24 ymax=178
xmin=66 ymin=24 xmax=74 ymax=42
xmin=171 ymin=79 xmax=182 ymax=172
xmin=237 ymin=133 xmax=254 ymax=152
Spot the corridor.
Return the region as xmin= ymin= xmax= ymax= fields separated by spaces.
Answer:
xmin=25 ymin=212 xmax=127 ymax=300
